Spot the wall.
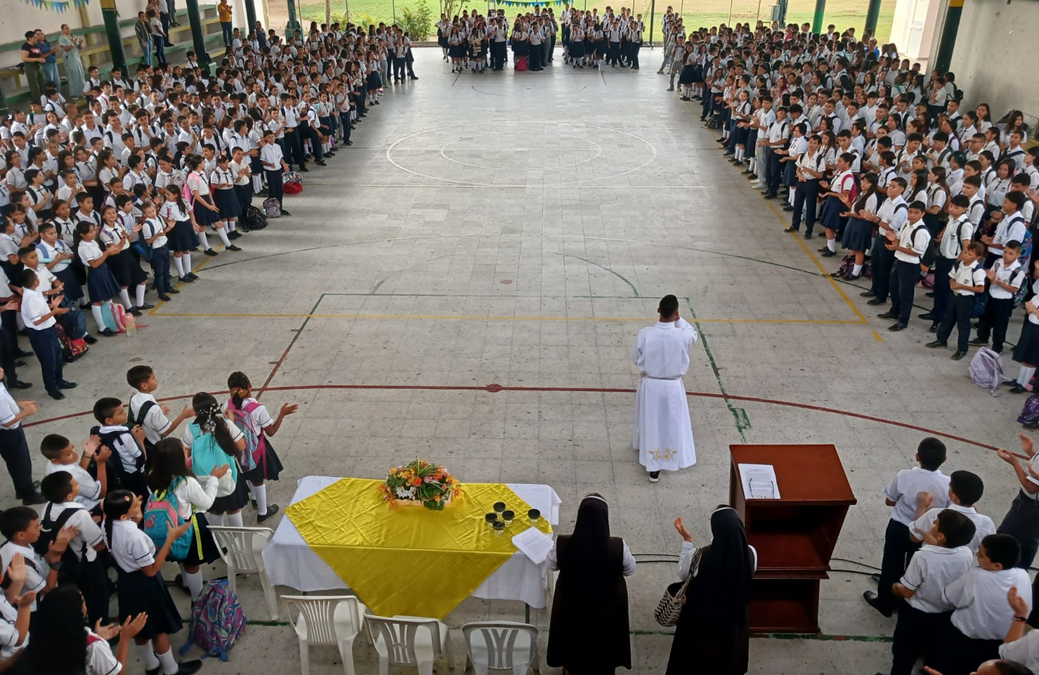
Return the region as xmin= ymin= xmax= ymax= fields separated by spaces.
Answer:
xmin=941 ymin=0 xmax=1039 ymax=123
xmin=889 ymin=0 xmax=941 ymax=61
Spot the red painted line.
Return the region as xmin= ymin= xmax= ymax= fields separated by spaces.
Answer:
xmin=23 ymin=383 xmax=1017 ymax=457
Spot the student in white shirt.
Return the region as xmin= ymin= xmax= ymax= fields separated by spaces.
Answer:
xmin=999 ymin=586 xmax=1039 ymax=673
xmin=18 ymin=268 xmax=74 ymax=400
xmin=928 ymin=239 xmax=987 ymax=359
xmin=0 ymin=554 xmax=34 ymax=667
xmin=126 ymin=364 xmax=193 ymax=450
xmin=995 ymin=433 xmax=1039 ymax=570
xmin=880 ymin=201 xmax=931 ymax=330
xmin=911 ymin=470 xmax=996 ymax=554
xmin=41 ymin=433 xmax=108 ymax=512
xmin=931 ymin=534 xmax=1031 ymax=675
xmin=0 ymin=506 xmax=78 ymax=611
xmin=887 ymin=509 xmax=975 ymax=675
xmin=972 ymin=240 xmax=1025 ymax=354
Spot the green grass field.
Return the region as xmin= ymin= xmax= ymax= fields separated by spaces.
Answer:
xmin=286 ymin=0 xmax=893 ymax=43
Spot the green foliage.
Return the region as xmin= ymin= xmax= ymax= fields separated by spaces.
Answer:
xmin=441 ymin=0 xmax=470 ymax=21
xmin=398 ymin=0 xmax=434 ymax=39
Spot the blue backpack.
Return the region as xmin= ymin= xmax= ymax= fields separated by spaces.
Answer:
xmin=180 ymin=580 xmax=247 ymax=661
xmin=142 ymin=477 xmax=199 ymax=561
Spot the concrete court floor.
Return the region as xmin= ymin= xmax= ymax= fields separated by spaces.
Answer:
xmin=15 ymin=47 xmax=1036 ymax=674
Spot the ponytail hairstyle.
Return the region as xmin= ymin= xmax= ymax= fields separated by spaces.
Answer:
xmin=227 ymin=371 xmax=251 ymax=409
xmin=73 ymin=219 xmax=93 ymax=250
xmin=102 ymin=489 xmax=136 ymax=554
xmin=185 ymin=153 xmax=203 ymax=172
xmin=192 ymin=392 xmax=238 ymax=458
xmin=148 ymin=437 xmax=192 ymax=493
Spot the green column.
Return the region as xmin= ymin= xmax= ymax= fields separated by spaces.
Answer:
xmin=100 ymin=0 xmax=127 ymax=73
xmin=811 ymin=0 xmax=825 ymax=35
xmin=0 ymin=79 xmax=8 ymax=116
xmin=934 ymin=0 xmax=963 ymax=73
xmin=185 ymin=0 xmax=212 ymax=67
xmin=863 ymin=0 xmax=881 ymax=35
xmin=244 ymin=0 xmax=257 ymax=37
xmin=285 ymin=0 xmax=301 ymax=40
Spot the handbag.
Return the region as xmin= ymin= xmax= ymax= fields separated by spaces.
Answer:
xmin=653 ymin=547 xmax=703 ymax=627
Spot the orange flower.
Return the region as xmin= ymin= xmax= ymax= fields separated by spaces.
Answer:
xmin=434 ymin=495 xmax=441 ymax=502
xmin=412 ymin=478 xmax=422 ymax=486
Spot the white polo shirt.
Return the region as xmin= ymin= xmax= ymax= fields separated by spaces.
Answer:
xmin=988 ymin=259 xmax=1025 ymax=300
xmin=20 ymin=287 xmax=54 ymax=330
xmin=946 ymin=566 xmax=1031 ymax=640
xmin=45 ymin=461 xmax=102 ymax=511
xmin=999 ymin=631 xmax=1039 ymax=673
xmin=42 ymin=502 xmax=103 ymax=562
xmin=884 ymin=467 xmax=950 ymax=526
xmin=108 ymin=519 xmax=155 ymax=573
xmin=939 ymin=215 xmax=973 ymax=260
xmin=950 ymin=261 xmax=987 ymax=297
xmin=900 ymin=544 xmax=973 ymax=613
xmin=0 ymin=542 xmax=46 ymax=610
xmin=911 ymin=504 xmax=996 ymax=553
xmin=894 ymin=218 xmax=931 ymax=264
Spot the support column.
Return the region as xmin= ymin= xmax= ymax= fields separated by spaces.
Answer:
xmin=245 ymin=0 xmax=258 ymax=36
xmin=285 ymin=0 xmax=301 ymax=40
xmin=0 ymin=80 xmax=8 ymax=117
xmin=863 ymin=0 xmax=881 ymax=36
xmin=186 ymin=0 xmax=212 ymax=68
xmin=100 ymin=0 xmax=127 ymax=74
xmin=934 ymin=0 xmax=963 ymax=73
xmin=811 ymin=0 xmax=825 ymax=35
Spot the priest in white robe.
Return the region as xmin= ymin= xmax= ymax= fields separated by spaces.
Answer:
xmin=632 ymin=294 xmax=698 ymax=482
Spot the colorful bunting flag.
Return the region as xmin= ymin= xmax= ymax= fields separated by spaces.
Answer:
xmin=23 ymin=0 xmax=89 ymax=12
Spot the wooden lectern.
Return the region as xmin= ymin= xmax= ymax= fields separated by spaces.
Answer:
xmin=729 ymin=444 xmax=856 ymax=633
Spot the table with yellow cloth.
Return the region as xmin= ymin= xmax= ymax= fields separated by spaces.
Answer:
xmin=263 ymin=476 xmax=560 ymax=619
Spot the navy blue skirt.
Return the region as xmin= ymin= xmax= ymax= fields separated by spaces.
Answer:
xmin=116 ymin=568 xmax=183 ymax=640
xmin=820 ymin=195 xmax=847 ymax=233
xmin=168 ymin=219 xmax=196 ymax=252
xmin=213 ymin=188 xmax=242 ymax=219
xmin=1014 ymin=320 xmax=1039 ymax=366
xmin=85 ymin=262 xmax=120 ymax=303
xmin=842 ymin=216 xmax=873 ymax=252
xmin=193 ymin=199 xmax=221 ymax=226
xmin=241 ymin=437 xmax=283 ymax=483
xmin=52 ymin=266 xmax=84 ymax=303
xmin=106 ymin=250 xmax=148 ymax=288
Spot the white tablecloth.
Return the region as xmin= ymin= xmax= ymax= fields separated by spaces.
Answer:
xmin=263 ymin=476 xmax=562 ymax=609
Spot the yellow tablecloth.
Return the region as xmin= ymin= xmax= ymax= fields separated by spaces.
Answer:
xmin=285 ymin=478 xmax=553 ymax=619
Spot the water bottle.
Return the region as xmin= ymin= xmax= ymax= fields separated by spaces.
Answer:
xmin=124 ymin=313 xmax=137 ymax=337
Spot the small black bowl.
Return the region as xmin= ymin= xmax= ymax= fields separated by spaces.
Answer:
xmin=493 ymin=501 xmax=506 ymax=513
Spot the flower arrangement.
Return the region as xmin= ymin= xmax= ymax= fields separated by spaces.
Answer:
xmin=382 ymin=459 xmax=460 ymax=511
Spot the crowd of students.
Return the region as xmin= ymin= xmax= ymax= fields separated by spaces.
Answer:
xmin=675 ymin=21 xmax=1039 ymax=392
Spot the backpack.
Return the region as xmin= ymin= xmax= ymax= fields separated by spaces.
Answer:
xmin=283 ymin=180 xmax=303 ymax=195
xmin=968 ymin=347 xmax=1003 ymax=396
xmin=243 ymin=205 xmax=267 ymax=231
xmin=181 ymin=181 xmax=195 ymax=206
xmin=128 ymin=400 xmax=158 ymax=454
xmin=32 ymin=503 xmax=80 ymax=562
xmin=179 ymin=580 xmax=246 ymax=661
xmin=227 ymin=400 xmax=267 ymax=475
xmin=516 ymin=55 xmax=528 ymax=71
xmin=262 ymin=197 xmax=281 ymax=219
xmin=101 ymin=302 xmax=126 ymax=333
xmin=837 ymin=254 xmax=855 ymax=279
xmin=1018 ymin=395 xmax=1039 ymax=426
xmin=142 ymin=477 xmax=200 ymax=561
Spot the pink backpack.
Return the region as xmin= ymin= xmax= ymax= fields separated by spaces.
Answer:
xmin=226 ymin=400 xmax=268 ymax=474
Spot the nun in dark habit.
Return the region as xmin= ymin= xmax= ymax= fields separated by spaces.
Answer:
xmin=546 ymin=493 xmax=637 ymax=675
xmin=666 ymin=506 xmax=757 ymax=675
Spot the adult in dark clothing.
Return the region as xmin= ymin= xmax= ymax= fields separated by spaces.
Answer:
xmin=547 ymin=493 xmax=636 ymax=674
xmin=666 ymin=507 xmax=756 ymax=675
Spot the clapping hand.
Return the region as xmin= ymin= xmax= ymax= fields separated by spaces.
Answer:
xmin=280 ymin=403 xmax=298 ymax=416
xmin=998 ymin=448 xmax=1017 ymax=464
xmin=1009 ymin=586 xmax=1029 ymax=616
xmin=673 ymin=517 xmax=693 ymax=543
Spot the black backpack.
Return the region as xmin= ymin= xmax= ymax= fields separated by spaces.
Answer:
xmin=31 ymin=503 xmax=81 ymax=574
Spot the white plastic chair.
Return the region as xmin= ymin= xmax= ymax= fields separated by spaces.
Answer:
xmin=282 ymin=595 xmax=367 ymax=675
xmin=365 ymin=614 xmax=449 ymax=675
xmin=207 ymin=525 xmax=279 ymax=619
xmin=462 ymin=621 xmax=539 ymax=675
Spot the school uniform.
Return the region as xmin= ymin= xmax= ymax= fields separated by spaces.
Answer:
xmin=36 ymin=238 xmax=83 ymax=305
xmin=107 ymin=519 xmax=183 ymax=640
xmin=791 ymin=149 xmax=825 ymax=235
xmin=140 ymin=217 xmax=172 ymax=296
xmin=986 ymin=213 xmax=1027 ymax=269
xmin=870 ymin=197 xmax=909 ymax=301
xmin=930 ymin=214 xmax=975 ymax=324
xmin=820 ymin=169 xmax=855 ymax=237
xmin=911 ymin=505 xmax=996 ymax=554
xmin=44 ymin=460 xmax=101 ymax=511
xmin=888 ymin=217 xmax=931 ymax=326
xmin=0 ymin=541 xmax=47 ymax=610
xmin=976 ymin=258 xmax=1024 ymax=353
xmin=936 ymin=259 xmax=987 ymax=353
xmin=96 ymin=424 xmax=148 ymax=498
xmin=42 ymin=500 xmax=110 ymax=624
xmin=183 ymin=420 xmax=250 ymax=512
xmin=0 ymin=383 xmax=36 ymax=500
xmin=932 ymin=566 xmax=1031 ymax=675
xmin=20 ymin=286 xmax=67 ymax=397
xmin=890 ymin=544 xmax=973 ymax=675
xmin=77 ymin=239 xmax=120 ymax=303
xmin=873 ymin=467 xmax=951 ymax=615
xmin=99 ymin=222 xmax=146 ymax=290
xmin=158 ymin=475 xmax=221 ymax=565
xmin=226 ymin=396 xmax=284 ymax=482
xmin=260 ymin=143 xmax=285 ymax=206
xmin=997 ymin=440 xmax=1039 ymax=570
xmin=0 ymin=594 xmax=25 ymax=665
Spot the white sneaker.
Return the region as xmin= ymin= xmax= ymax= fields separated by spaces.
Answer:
xmin=752 ymin=182 xmax=766 ymax=189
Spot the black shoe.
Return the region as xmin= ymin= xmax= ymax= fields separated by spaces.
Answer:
xmin=167 ymin=288 xmax=181 ymax=294
xmin=1010 ymin=384 xmax=1029 ymax=394
xmin=952 ymin=351 xmax=968 ymax=360
xmin=316 ymin=160 xmax=327 ymax=166
xmin=763 ymin=193 xmax=777 ymax=199
xmin=867 ymin=298 xmax=886 ymax=306
xmin=204 ymin=248 xmax=219 ymax=257
xmin=58 ymin=381 xmax=77 ymax=390
xmin=929 ymin=323 xmax=939 ymax=333
xmin=926 ymin=340 xmax=947 ymax=349
xmin=187 ymin=273 xmax=199 ymax=281
xmin=783 ymin=227 xmax=798 ymax=233
xmin=860 ymin=290 xmax=875 ymax=297
xmin=226 ymin=244 xmax=242 ymax=251
xmin=83 ymin=334 xmax=98 ymax=344
xmin=138 ymin=303 xmax=155 ymax=310
xmin=889 ymin=323 xmax=907 ymax=332
xmin=127 ymin=307 xmax=142 ymax=317
xmin=21 ymin=492 xmax=46 ymax=506
xmin=256 ymin=504 xmax=281 ymax=523
xmin=15 ymin=350 xmax=32 ymax=359
xmin=14 ymin=361 xmax=25 ymax=368
xmin=158 ymin=294 xmax=172 ymax=301
xmin=803 ymin=232 xmax=813 ymax=239
xmin=877 ymin=312 xmax=897 ymax=319
xmin=969 ymin=337 xmax=988 ymax=346
xmin=783 ymin=205 xmax=794 ymax=212
xmin=820 ymin=249 xmax=836 ymax=257
xmin=100 ymin=328 xmax=118 ymax=337
xmin=180 ymin=276 xmax=195 ymax=283
xmin=918 ymin=313 xmax=935 ymax=321
xmin=280 ymin=209 xmax=292 ymax=216
xmin=925 ymin=292 xmax=935 ymax=298
xmin=173 ymin=661 xmax=203 ymax=675
xmin=862 ymin=590 xmax=893 ymax=618
xmin=1024 ymin=421 xmax=1039 ymax=430
xmin=9 ymin=382 xmax=31 ymax=390
xmin=49 ymin=391 xmax=65 ymax=400
xmin=228 ymin=231 xmax=242 ymax=240
xmin=649 ymin=471 xmax=661 ymax=483
xmin=299 ymin=167 xmax=310 ymax=172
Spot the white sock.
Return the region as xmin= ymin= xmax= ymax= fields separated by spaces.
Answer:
xmin=1019 ymin=367 xmax=1036 ymax=386
xmin=254 ymin=484 xmax=268 ymax=516
xmin=183 ymin=253 xmax=193 ymax=273
xmin=227 ymin=220 xmax=237 ymax=233
xmin=135 ymin=283 xmax=146 ymax=307
xmin=138 ymin=642 xmax=161 ymax=670
xmin=247 ymin=482 xmax=257 ymax=500
xmin=90 ymin=305 xmax=105 ymax=331
xmin=184 ymin=569 xmax=204 ymax=602
xmin=197 ymin=231 xmax=211 ymax=251
xmin=118 ymin=289 xmax=132 ymax=309
xmin=156 ymin=646 xmax=178 ymax=675
xmin=208 ymin=513 xmax=224 ymax=526
xmin=748 ymin=159 xmax=755 ymax=173
xmin=827 ymin=239 xmax=836 ymax=252
xmin=226 ymin=511 xmax=244 ymax=527
xmin=853 ymin=264 xmax=863 ymax=275
xmin=217 ymin=227 xmax=231 ymax=247
xmin=173 ymin=256 xmax=184 ymax=276
xmin=252 ymin=175 xmax=262 ymax=192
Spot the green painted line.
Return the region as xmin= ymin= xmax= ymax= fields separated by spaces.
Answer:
xmin=682 ymin=297 xmax=748 ymax=442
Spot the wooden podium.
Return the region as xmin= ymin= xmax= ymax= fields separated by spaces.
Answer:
xmin=729 ymin=444 xmax=856 ymax=633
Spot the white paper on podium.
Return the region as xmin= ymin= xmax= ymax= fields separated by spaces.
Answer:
xmin=739 ymin=463 xmax=781 ymax=499
xmin=512 ymin=527 xmax=554 ymax=564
